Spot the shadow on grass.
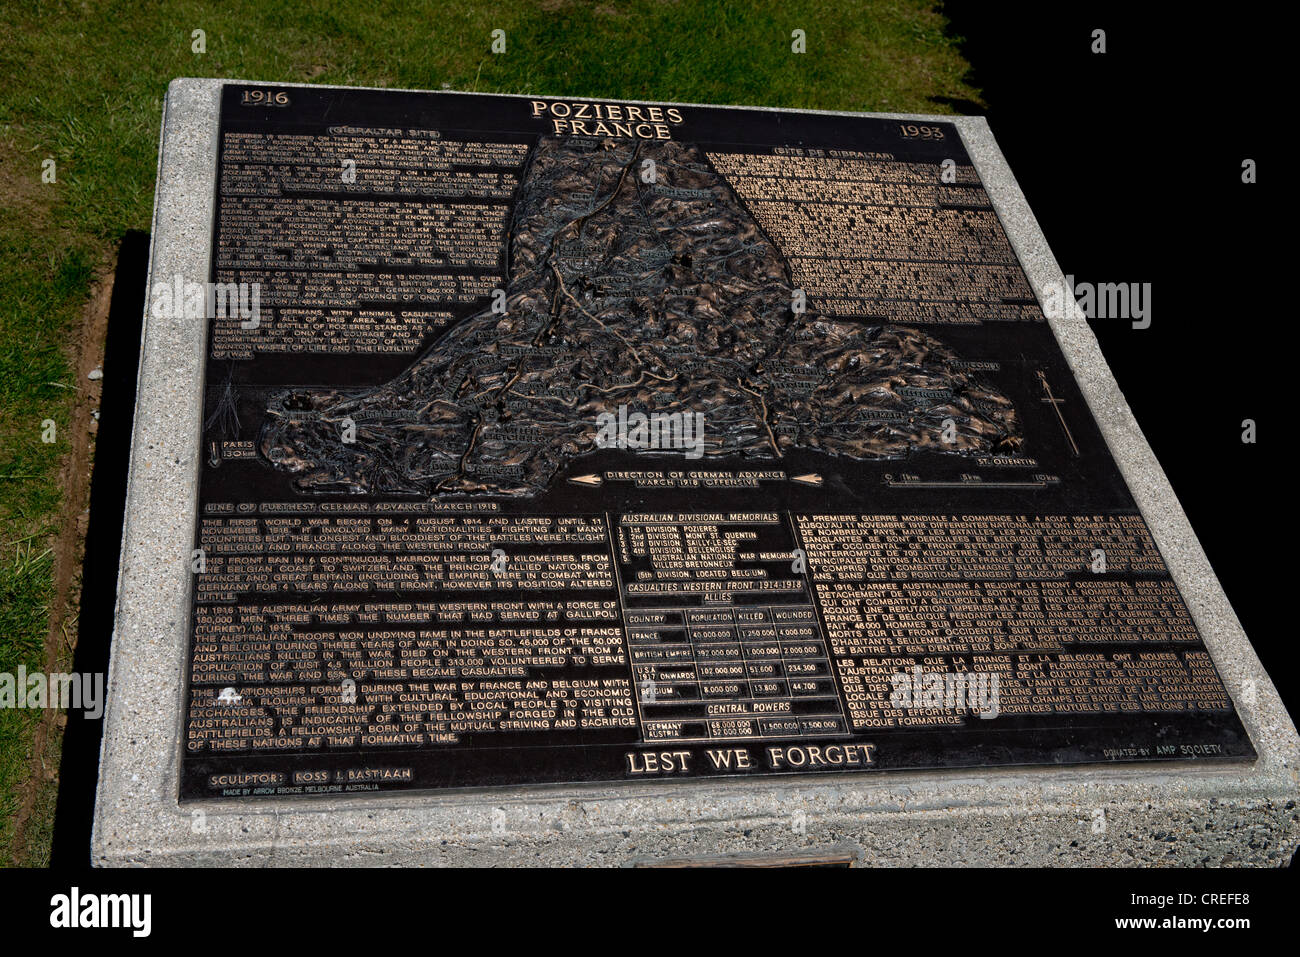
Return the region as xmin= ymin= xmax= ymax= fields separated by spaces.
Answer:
xmin=50 ymin=230 xmax=148 ymax=869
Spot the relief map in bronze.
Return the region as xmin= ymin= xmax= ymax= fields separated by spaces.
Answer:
xmin=182 ymin=85 xmax=1253 ymax=800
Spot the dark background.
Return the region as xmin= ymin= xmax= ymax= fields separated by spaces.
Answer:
xmin=942 ymin=3 xmax=1287 ymax=704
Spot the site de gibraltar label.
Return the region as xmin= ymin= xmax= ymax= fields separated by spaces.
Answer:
xmin=181 ymin=85 xmax=1253 ymax=800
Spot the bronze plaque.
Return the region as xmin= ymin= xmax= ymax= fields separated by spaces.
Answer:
xmin=181 ymin=85 xmax=1252 ymax=800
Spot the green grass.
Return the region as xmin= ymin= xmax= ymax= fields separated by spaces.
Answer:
xmin=0 ymin=0 xmax=978 ymax=864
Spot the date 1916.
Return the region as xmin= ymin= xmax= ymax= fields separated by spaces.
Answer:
xmin=240 ymin=89 xmax=290 ymax=107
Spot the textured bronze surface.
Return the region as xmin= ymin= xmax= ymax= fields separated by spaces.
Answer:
xmin=180 ymin=86 xmax=1253 ymax=801
xmin=260 ymin=137 xmax=1020 ymax=496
